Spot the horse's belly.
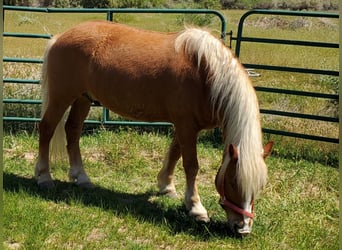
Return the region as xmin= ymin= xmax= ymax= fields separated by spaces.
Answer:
xmin=92 ymin=92 xmax=171 ymax=123
xmin=86 ymin=64 xmax=213 ymax=126
xmin=107 ymin=103 xmax=169 ymax=122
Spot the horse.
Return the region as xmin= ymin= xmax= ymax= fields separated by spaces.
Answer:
xmin=34 ymin=21 xmax=273 ymax=236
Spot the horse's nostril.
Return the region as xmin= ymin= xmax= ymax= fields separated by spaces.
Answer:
xmin=233 ymin=221 xmax=251 ymax=236
xmin=234 ymin=221 xmax=244 ymax=230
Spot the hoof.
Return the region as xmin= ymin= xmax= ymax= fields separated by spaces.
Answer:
xmin=158 ymin=184 xmax=178 ymax=198
xmin=38 ymin=180 xmax=55 ymax=189
xmin=69 ymin=171 xmax=92 ymax=188
xmin=36 ymin=172 xmax=55 ymax=189
xmin=188 ymin=202 xmax=210 ymax=223
xmin=194 ymin=214 xmax=210 ymax=223
xmin=160 ymin=189 xmax=179 ymax=199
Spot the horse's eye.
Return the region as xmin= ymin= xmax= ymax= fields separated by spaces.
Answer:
xmin=219 ymin=199 xmax=226 ymax=209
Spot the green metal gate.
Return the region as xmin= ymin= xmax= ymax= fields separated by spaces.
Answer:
xmin=3 ymin=7 xmax=339 ymax=143
xmin=231 ymin=9 xmax=339 ymax=143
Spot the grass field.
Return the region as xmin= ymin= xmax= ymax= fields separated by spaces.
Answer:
xmin=3 ymin=130 xmax=339 ymax=249
xmin=3 ymin=8 xmax=339 ymax=249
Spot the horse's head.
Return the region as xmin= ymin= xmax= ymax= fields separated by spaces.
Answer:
xmin=215 ymin=142 xmax=273 ymax=236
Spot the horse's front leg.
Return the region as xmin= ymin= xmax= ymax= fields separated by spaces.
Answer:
xmin=65 ymin=97 xmax=93 ymax=188
xmin=157 ymin=135 xmax=181 ymax=198
xmin=177 ymin=128 xmax=209 ymax=223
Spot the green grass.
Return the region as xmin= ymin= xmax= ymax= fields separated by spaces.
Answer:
xmin=3 ymin=130 xmax=339 ymax=249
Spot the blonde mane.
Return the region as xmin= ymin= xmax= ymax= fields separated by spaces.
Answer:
xmin=175 ymin=28 xmax=267 ymax=198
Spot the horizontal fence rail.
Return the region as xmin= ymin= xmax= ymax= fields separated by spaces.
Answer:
xmin=232 ymin=9 xmax=339 ymax=143
xmin=3 ymin=7 xmax=340 ymax=143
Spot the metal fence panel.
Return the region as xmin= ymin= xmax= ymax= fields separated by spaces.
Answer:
xmin=232 ymin=9 xmax=339 ymax=143
xmin=3 ymin=7 xmax=339 ymax=143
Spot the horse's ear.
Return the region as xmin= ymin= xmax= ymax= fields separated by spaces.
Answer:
xmin=214 ymin=165 xmax=221 ymax=193
xmin=263 ymin=141 xmax=274 ymax=159
xmin=228 ymin=144 xmax=238 ymax=160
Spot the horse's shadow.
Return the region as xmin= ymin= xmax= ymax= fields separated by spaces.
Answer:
xmin=3 ymin=172 xmax=237 ymax=239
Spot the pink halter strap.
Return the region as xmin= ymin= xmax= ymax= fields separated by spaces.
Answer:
xmin=219 ymin=175 xmax=255 ymax=219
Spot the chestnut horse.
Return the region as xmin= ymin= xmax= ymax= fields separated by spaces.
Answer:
xmin=35 ymin=21 xmax=273 ymax=235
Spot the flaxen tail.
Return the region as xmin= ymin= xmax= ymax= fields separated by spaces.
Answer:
xmin=40 ymin=35 xmax=67 ymax=160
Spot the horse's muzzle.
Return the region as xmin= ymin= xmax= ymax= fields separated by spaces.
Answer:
xmin=235 ymin=224 xmax=251 ymax=236
xmin=229 ymin=218 xmax=253 ymax=236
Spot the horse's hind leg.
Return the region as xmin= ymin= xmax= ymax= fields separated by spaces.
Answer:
xmin=35 ymin=103 xmax=70 ymax=188
xmin=65 ymin=96 xmax=92 ymax=188
xmin=157 ymin=135 xmax=181 ymax=198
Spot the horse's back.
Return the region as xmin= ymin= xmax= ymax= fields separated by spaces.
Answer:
xmin=53 ymin=21 xmax=179 ymax=62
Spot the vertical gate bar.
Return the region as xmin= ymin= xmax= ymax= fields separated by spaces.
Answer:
xmin=107 ymin=10 xmax=113 ymax=21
